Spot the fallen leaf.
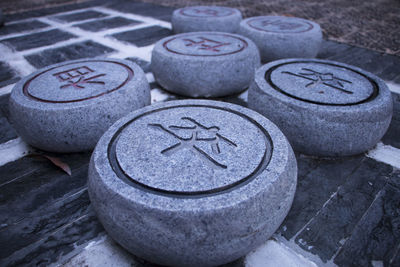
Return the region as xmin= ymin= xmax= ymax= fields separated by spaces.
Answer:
xmin=43 ymin=155 xmax=72 ymax=176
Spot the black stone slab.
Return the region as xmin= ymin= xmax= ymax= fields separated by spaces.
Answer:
xmin=125 ymin=57 xmax=151 ymax=72
xmin=111 ymin=25 xmax=172 ymax=47
xmin=294 ymin=158 xmax=393 ymax=262
xmin=24 ymin=40 xmax=115 ymax=68
xmin=0 ymin=61 xmax=19 ymax=88
xmin=52 ymin=10 xmax=107 ymax=22
xmin=0 ymin=152 xmax=91 ymax=227
xmin=279 ymin=155 xmax=364 ymax=240
xmin=334 ymin=183 xmax=400 ymax=266
xmin=318 ymin=40 xmax=400 ymax=84
xmin=107 ymin=1 xmax=174 ymax=21
xmin=0 ymin=117 xmax=17 ymax=144
xmin=0 ymin=20 xmax=48 ymax=36
xmin=1 ymin=29 xmax=76 ymax=51
xmin=73 ymin=16 xmax=141 ymax=32
xmin=382 ymin=92 xmax=400 ymax=149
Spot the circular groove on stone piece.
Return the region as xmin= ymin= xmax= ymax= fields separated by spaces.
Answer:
xmin=109 ymin=105 xmax=272 ymax=195
xmin=246 ymin=16 xmax=313 ymax=33
xmin=163 ymin=32 xmax=248 ymax=56
xmin=23 ymin=60 xmax=134 ymax=103
xmin=179 ymin=6 xmax=235 ymax=17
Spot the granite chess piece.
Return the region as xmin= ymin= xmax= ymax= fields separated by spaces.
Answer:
xmin=151 ymin=32 xmax=260 ymax=97
xmin=172 ymin=6 xmax=242 ymax=33
xmin=248 ymin=58 xmax=393 ymax=156
xmin=88 ymin=99 xmax=297 ymax=266
xmin=9 ymin=58 xmax=150 ymax=152
xmin=239 ymin=16 xmax=322 ymax=62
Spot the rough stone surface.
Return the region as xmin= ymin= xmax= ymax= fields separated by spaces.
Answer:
xmin=172 ymin=6 xmax=242 ymax=33
xmin=9 ymin=58 xmax=150 ymax=152
xmin=88 ymin=99 xmax=297 ymax=267
xmin=238 ymin=16 xmax=322 ymax=62
xmin=248 ymin=58 xmax=393 ymax=156
xmin=151 ymin=32 xmax=260 ymax=97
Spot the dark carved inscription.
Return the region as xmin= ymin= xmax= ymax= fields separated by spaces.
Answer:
xmin=149 ymin=117 xmax=237 ymax=169
xmin=282 ymin=68 xmax=353 ymax=94
xmin=183 ymin=37 xmax=231 ymax=52
xmin=52 ymin=66 xmax=106 ymax=90
xmin=261 ymin=18 xmax=303 ymax=31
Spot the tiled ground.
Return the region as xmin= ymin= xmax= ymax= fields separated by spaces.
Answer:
xmin=0 ymin=1 xmax=399 ymax=267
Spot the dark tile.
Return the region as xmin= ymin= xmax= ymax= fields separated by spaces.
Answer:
xmin=25 ymin=40 xmax=115 ymax=68
xmin=125 ymin=57 xmax=151 ymax=73
xmin=73 ymin=16 xmax=141 ymax=32
xmin=1 ymin=29 xmax=76 ymax=51
xmin=0 ymin=189 xmax=91 ymax=260
xmin=295 ymin=158 xmax=393 ymax=262
xmin=334 ymin=184 xmax=400 ymax=266
xmin=0 ymin=152 xmax=91 ymax=226
xmin=0 ymin=117 xmax=17 ymax=144
xmin=0 ymin=61 xmax=19 ymax=88
xmin=107 ymin=1 xmax=174 ymax=21
xmin=52 ymin=10 xmax=107 ymax=23
xmin=0 ymin=207 xmax=104 ymax=267
xmin=111 ymin=25 xmax=172 ymax=47
xmin=0 ymin=20 xmax=48 ymax=36
xmin=382 ymin=93 xmax=400 ymax=149
xmin=279 ymin=155 xmax=364 ymax=240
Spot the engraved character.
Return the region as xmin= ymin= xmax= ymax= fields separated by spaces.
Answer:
xmin=53 ymin=66 xmax=106 ymax=90
xmin=183 ymin=37 xmax=231 ymax=52
xmin=149 ymin=117 xmax=237 ymax=169
xmin=261 ymin=19 xmax=302 ymax=30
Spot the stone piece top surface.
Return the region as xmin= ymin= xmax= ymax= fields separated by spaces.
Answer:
xmin=178 ymin=6 xmax=236 ymax=17
xmin=23 ymin=59 xmax=133 ymax=103
xmin=268 ymin=61 xmax=376 ymax=105
xmin=162 ymin=32 xmax=248 ymax=56
xmin=113 ymin=105 xmax=271 ymax=194
xmin=246 ymin=16 xmax=314 ymax=33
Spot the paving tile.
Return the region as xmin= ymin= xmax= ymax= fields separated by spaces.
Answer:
xmin=0 ymin=20 xmax=48 ymax=36
xmin=0 ymin=61 xmax=19 ymax=88
xmin=0 ymin=152 xmax=91 ymax=227
xmin=24 ymin=40 xmax=115 ymax=68
xmin=111 ymin=25 xmax=172 ymax=47
xmin=73 ymin=16 xmax=141 ymax=32
xmin=52 ymin=10 xmax=107 ymax=23
xmin=279 ymin=155 xmax=364 ymax=240
xmin=382 ymin=93 xmax=400 ymax=149
xmin=1 ymin=29 xmax=76 ymax=51
xmin=107 ymin=1 xmax=174 ymax=21
xmin=334 ymin=183 xmax=400 ymax=266
xmin=294 ymin=158 xmax=393 ymax=262
xmin=0 ymin=207 xmax=104 ymax=267
xmin=125 ymin=57 xmax=151 ymax=72
xmin=0 ymin=117 xmax=17 ymax=144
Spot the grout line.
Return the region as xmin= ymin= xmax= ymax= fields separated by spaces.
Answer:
xmin=386 ymin=81 xmax=400 ymax=95
xmin=0 ymin=138 xmax=34 ymax=167
xmin=366 ymin=142 xmax=400 ymax=169
xmin=0 ymin=83 xmax=16 ymax=96
xmin=0 ymin=43 xmax=37 ymax=76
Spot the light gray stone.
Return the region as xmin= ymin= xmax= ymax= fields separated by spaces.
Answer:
xmin=151 ymin=32 xmax=260 ymax=97
xmin=172 ymin=6 xmax=242 ymax=33
xmin=248 ymin=58 xmax=393 ymax=156
xmin=238 ymin=16 xmax=322 ymax=62
xmin=9 ymin=58 xmax=150 ymax=152
xmin=88 ymin=99 xmax=297 ymax=267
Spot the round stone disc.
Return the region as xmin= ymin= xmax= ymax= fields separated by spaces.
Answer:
xmin=238 ymin=16 xmax=322 ymax=62
xmin=114 ymin=105 xmax=269 ymax=194
xmin=172 ymin=6 xmax=242 ymax=33
xmin=249 ymin=59 xmax=393 ymax=156
xmin=89 ymin=100 xmax=297 ymax=266
xmin=151 ymin=32 xmax=260 ymax=97
xmin=9 ymin=58 xmax=150 ymax=152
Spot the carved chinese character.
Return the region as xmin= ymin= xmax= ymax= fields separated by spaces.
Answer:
xmin=282 ymin=68 xmax=353 ymax=94
xmin=149 ymin=117 xmax=237 ymax=169
xmin=193 ymin=8 xmax=219 ymax=16
xmin=261 ymin=19 xmax=302 ymax=31
xmin=52 ymin=66 xmax=106 ymax=90
xmin=183 ymin=37 xmax=231 ymax=52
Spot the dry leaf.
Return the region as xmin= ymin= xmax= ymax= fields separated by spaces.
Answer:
xmin=42 ymin=155 xmax=72 ymax=176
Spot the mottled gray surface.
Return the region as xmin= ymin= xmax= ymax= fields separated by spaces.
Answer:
xmin=238 ymin=16 xmax=322 ymax=62
xmin=172 ymin=6 xmax=242 ymax=33
xmin=9 ymin=58 xmax=150 ymax=152
xmin=151 ymin=32 xmax=260 ymax=97
xmin=88 ymin=100 xmax=297 ymax=266
xmin=248 ymin=58 xmax=393 ymax=156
